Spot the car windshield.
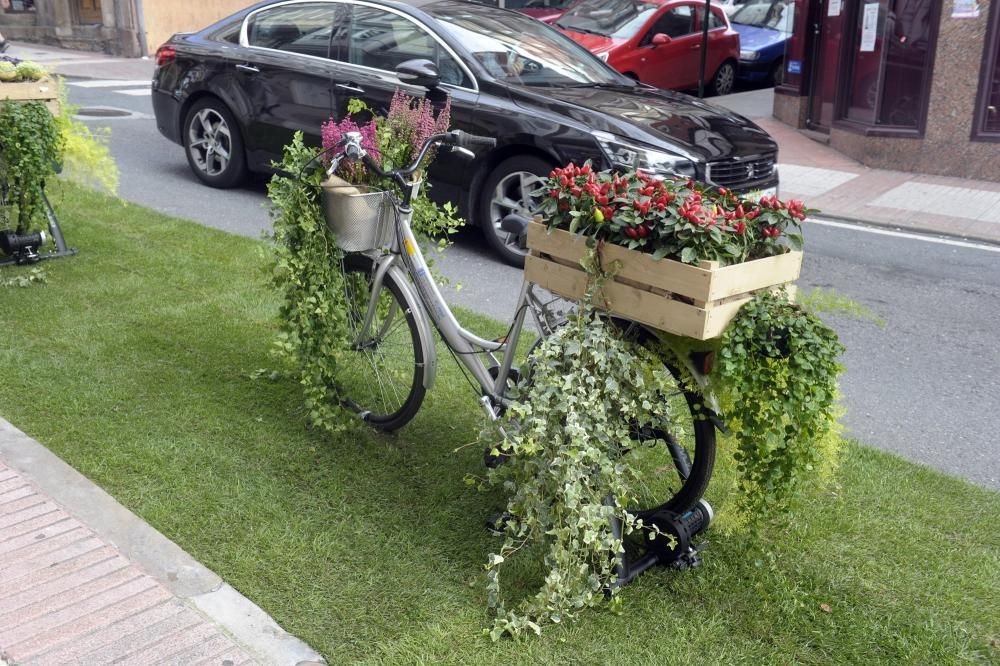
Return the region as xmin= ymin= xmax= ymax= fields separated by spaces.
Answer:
xmin=556 ymin=0 xmax=658 ymax=39
xmin=730 ymin=1 xmax=793 ymax=32
xmin=429 ymin=5 xmax=629 ymax=87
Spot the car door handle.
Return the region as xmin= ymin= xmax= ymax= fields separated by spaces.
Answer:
xmin=336 ymin=83 xmax=365 ymax=94
xmin=236 ymin=63 xmax=260 ymax=73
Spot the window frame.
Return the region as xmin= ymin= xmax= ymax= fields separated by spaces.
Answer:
xmin=972 ymin=0 xmax=1000 ymax=142
xmin=240 ymin=0 xmax=479 ymax=93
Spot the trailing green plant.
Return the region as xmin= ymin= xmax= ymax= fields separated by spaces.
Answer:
xmin=268 ymin=94 xmax=462 ymax=432
xmin=0 ymin=267 xmax=47 ymax=288
xmin=480 ymin=253 xmax=682 ymax=638
xmin=0 ymin=100 xmax=63 ymax=232
xmin=54 ymin=80 xmax=119 ymax=194
xmin=0 ymin=78 xmax=118 ymax=235
xmin=711 ymin=291 xmax=845 ymax=516
xmin=267 ymin=133 xmax=355 ymax=435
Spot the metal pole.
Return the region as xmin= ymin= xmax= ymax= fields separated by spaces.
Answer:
xmin=697 ymin=0 xmax=711 ymax=97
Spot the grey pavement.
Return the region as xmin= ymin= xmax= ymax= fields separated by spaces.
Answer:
xmin=3 ymin=40 xmax=999 ymax=664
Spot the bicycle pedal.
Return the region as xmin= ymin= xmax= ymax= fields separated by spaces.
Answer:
xmin=485 ymin=510 xmax=512 ymax=536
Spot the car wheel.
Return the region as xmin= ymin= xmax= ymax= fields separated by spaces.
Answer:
xmin=478 ymin=155 xmax=552 ymax=267
xmin=183 ymin=98 xmax=248 ymax=189
xmin=708 ymin=61 xmax=736 ymax=96
xmin=771 ymin=59 xmax=784 ymax=87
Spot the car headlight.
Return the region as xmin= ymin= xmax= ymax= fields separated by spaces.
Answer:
xmin=740 ymin=50 xmax=760 ymax=61
xmin=592 ymin=131 xmax=697 ymax=178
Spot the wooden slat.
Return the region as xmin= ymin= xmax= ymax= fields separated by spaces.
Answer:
xmin=528 ymin=223 xmax=714 ymax=300
xmin=528 ymin=222 xmax=801 ymax=304
xmin=706 ymin=250 xmax=802 ymax=301
xmin=525 ymin=255 xmax=714 ymax=339
xmin=0 ymin=79 xmax=61 ymax=116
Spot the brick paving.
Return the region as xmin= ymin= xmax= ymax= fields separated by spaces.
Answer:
xmin=0 ymin=463 xmax=256 ymax=666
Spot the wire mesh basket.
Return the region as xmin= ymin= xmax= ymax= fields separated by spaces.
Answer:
xmin=321 ymin=177 xmax=395 ymax=253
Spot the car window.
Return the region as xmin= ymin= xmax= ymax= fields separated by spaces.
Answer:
xmin=703 ymin=7 xmax=726 ymax=29
xmin=731 ymin=1 xmax=791 ymax=31
xmin=430 ymin=3 xmax=630 ymax=86
xmin=246 ymin=3 xmax=338 ymax=58
xmin=643 ymin=6 xmax=695 ymax=43
xmin=558 ymin=0 xmax=659 ymax=39
xmin=339 ymin=6 xmax=469 ymax=87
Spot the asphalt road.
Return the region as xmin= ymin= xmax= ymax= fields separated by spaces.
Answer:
xmin=67 ymin=83 xmax=1000 ymax=490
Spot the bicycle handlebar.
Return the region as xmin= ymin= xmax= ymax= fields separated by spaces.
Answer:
xmin=329 ymin=129 xmax=497 ymax=189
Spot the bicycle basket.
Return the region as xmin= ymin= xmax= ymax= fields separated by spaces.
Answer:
xmin=321 ymin=177 xmax=395 ymax=253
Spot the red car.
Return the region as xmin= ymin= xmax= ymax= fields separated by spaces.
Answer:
xmin=557 ymin=0 xmax=740 ymax=95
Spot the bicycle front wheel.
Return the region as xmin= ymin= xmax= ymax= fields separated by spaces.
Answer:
xmin=335 ymin=254 xmax=427 ymax=431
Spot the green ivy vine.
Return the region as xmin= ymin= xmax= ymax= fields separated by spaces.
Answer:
xmin=0 ymin=100 xmax=63 ymax=232
xmin=267 ymin=133 xmax=355 ymax=434
xmin=711 ymin=291 xmax=846 ymax=516
xmin=479 ymin=250 xmax=686 ymax=638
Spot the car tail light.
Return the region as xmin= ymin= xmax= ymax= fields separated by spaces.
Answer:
xmin=155 ymin=45 xmax=176 ymax=67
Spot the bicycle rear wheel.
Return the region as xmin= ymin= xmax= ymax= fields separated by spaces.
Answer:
xmin=525 ymin=320 xmax=715 ymax=516
xmin=616 ymin=327 xmax=716 ymax=518
xmin=335 ymin=254 xmax=427 ymax=431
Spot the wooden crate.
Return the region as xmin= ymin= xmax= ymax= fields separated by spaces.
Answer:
xmin=524 ymin=221 xmax=802 ymax=340
xmin=0 ymin=78 xmax=61 ymax=115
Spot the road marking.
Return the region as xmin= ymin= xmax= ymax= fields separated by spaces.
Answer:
xmin=115 ymin=89 xmax=152 ymax=96
xmin=66 ymin=80 xmax=152 ymax=88
xmin=809 ymin=217 xmax=1000 ymax=253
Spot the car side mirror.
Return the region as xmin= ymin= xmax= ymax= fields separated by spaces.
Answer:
xmin=652 ymin=33 xmax=671 ymax=46
xmin=396 ymin=59 xmax=441 ymax=90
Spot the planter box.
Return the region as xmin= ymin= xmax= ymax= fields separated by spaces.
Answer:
xmin=524 ymin=221 xmax=802 ymax=340
xmin=0 ymin=79 xmax=60 ymax=115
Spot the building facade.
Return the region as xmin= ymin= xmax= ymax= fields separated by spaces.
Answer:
xmin=0 ymin=0 xmax=250 ymax=57
xmin=774 ymin=0 xmax=1000 ymax=181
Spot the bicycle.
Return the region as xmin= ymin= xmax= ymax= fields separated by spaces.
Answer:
xmin=317 ymin=129 xmax=718 ymax=581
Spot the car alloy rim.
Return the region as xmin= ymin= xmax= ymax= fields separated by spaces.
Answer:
xmin=188 ymin=108 xmax=232 ymax=177
xmin=489 ymin=171 xmax=546 ymax=255
xmin=717 ymin=64 xmax=735 ymax=95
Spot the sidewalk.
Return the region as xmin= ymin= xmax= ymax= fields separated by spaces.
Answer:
xmin=9 ymin=41 xmax=1000 ymax=244
xmin=0 ymin=419 xmax=325 ymax=666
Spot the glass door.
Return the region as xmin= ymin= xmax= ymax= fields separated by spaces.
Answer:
xmin=806 ymin=0 xmax=845 ymax=131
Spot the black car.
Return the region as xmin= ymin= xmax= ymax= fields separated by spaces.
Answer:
xmin=152 ymin=0 xmax=779 ymax=265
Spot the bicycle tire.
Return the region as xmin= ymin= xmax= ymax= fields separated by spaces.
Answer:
xmin=526 ymin=320 xmax=716 ymax=516
xmin=335 ymin=254 xmax=427 ymax=431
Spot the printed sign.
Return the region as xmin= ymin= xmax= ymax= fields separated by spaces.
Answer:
xmin=952 ymin=0 xmax=980 ymax=18
xmin=788 ymin=60 xmax=802 ymax=75
xmin=860 ymin=3 xmax=879 ymax=52
xmin=828 ymin=0 xmax=842 ymax=16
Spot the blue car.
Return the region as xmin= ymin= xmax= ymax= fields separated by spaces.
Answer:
xmin=731 ymin=1 xmax=793 ymax=87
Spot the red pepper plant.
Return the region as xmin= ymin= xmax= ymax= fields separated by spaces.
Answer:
xmin=538 ymin=162 xmax=812 ymax=266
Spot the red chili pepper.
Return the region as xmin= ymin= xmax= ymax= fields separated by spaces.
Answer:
xmin=636 ymin=224 xmax=648 ymax=238
xmin=624 ymin=227 xmax=638 ymax=239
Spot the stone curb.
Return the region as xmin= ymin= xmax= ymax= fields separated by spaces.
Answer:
xmin=0 ymin=417 xmax=326 ymax=666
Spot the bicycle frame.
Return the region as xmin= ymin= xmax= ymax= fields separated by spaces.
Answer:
xmin=358 ymin=199 xmax=557 ymax=415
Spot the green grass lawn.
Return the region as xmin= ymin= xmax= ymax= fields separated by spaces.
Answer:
xmin=1 ymin=183 xmax=998 ymax=664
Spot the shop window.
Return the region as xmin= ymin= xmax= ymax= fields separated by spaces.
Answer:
xmin=973 ymin=0 xmax=1000 ymax=139
xmin=3 ymin=0 xmax=37 ymax=12
xmin=843 ymin=0 xmax=937 ymax=130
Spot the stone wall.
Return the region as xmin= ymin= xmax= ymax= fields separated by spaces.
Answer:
xmin=775 ymin=0 xmax=1000 ymax=182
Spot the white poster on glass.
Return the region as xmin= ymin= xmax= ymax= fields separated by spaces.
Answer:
xmin=860 ymin=3 xmax=879 ymax=52
xmin=952 ymin=0 xmax=980 ymax=18
xmin=828 ymin=0 xmax=842 ymax=16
